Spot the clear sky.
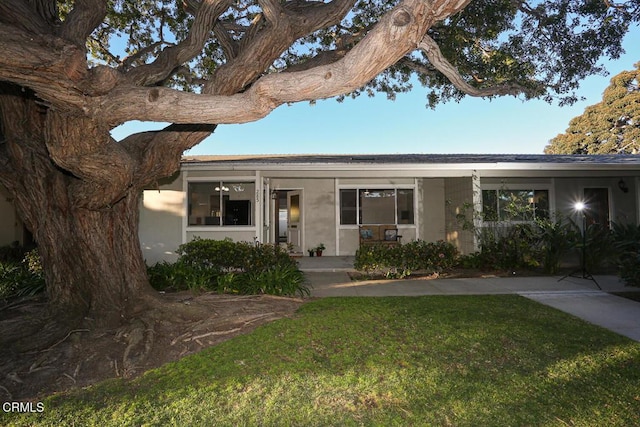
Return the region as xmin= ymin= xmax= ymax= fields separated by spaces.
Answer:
xmin=112 ymin=25 xmax=640 ymax=156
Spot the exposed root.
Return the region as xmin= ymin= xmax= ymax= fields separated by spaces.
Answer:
xmin=0 ymin=291 xmax=305 ymax=399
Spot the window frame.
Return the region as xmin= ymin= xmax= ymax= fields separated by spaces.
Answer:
xmin=480 ymin=183 xmax=553 ymax=224
xmin=186 ymin=178 xmax=257 ymax=228
xmin=339 ymin=186 xmax=416 ymax=226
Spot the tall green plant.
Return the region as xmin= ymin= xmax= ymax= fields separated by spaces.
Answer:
xmin=612 ymin=222 xmax=640 ymax=286
xmin=535 ymin=216 xmax=579 ymax=274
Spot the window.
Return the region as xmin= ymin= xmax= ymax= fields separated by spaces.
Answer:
xmin=188 ymin=181 xmax=255 ymax=226
xmin=482 ymin=189 xmax=549 ymax=222
xmin=340 ymin=188 xmax=414 ymax=225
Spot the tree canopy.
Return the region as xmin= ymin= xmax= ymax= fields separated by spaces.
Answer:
xmin=545 ymin=62 xmax=640 ymax=154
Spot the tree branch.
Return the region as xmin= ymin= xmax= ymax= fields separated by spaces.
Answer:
xmin=98 ymin=0 xmax=449 ymax=125
xmin=205 ymin=0 xmax=357 ymax=95
xmin=59 ymin=0 xmax=107 ymax=47
xmin=125 ymin=0 xmax=231 ymax=86
xmin=418 ymin=34 xmax=534 ymax=97
xmin=0 ymin=0 xmax=51 ymax=34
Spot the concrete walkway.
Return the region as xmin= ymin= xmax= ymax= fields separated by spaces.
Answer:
xmin=298 ymin=257 xmax=640 ymax=342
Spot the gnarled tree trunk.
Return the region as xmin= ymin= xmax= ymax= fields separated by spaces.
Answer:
xmin=1 ymin=85 xmax=160 ymax=329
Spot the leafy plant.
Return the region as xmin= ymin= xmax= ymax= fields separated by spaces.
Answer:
xmin=612 ymin=222 xmax=640 ymax=286
xmin=244 ymin=265 xmax=309 ymax=297
xmin=0 ymin=248 xmax=45 ymax=300
xmin=149 ymin=239 xmax=306 ymax=296
xmin=355 ymin=240 xmax=459 ymax=278
xmin=535 ymin=216 xmax=579 ymax=274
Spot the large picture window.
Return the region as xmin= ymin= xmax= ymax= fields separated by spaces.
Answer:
xmin=482 ymin=189 xmax=549 ymax=222
xmin=188 ymin=181 xmax=255 ymax=226
xmin=340 ymin=188 xmax=414 ymax=225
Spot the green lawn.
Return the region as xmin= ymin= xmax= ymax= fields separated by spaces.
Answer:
xmin=5 ymin=295 xmax=640 ymax=426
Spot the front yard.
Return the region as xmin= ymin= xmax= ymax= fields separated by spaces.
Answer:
xmin=4 ymin=295 xmax=640 ymax=426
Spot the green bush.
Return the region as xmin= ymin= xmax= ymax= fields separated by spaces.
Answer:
xmin=612 ymin=222 xmax=640 ymax=286
xmin=147 ymin=261 xmax=216 ymax=292
xmin=176 ymin=237 xmax=251 ymax=273
xmin=149 ymin=239 xmax=307 ymax=296
xmin=355 ymin=240 xmax=459 ymax=278
xmin=0 ymin=248 xmax=45 ymax=300
xmin=535 ymin=216 xmax=579 ymax=274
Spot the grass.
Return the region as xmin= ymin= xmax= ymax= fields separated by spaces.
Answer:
xmin=4 ymin=295 xmax=640 ymax=426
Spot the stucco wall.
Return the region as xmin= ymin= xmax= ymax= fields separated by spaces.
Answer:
xmin=444 ymin=177 xmax=475 ymax=254
xmin=554 ymin=177 xmax=637 ymax=225
xmin=272 ymin=178 xmax=336 ymax=256
xmin=139 ymin=189 xmax=184 ymax=264
xmin=420 ymin=178 xmax=446 ymax=243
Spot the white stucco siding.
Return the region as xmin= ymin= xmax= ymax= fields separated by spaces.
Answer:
xmin=443 ymin=177 xmax=475 ymax=254
xmin=139 ymin=189 xmax=184 ymax=265
xmin=420 ymin=178 xmax=446 ymax=243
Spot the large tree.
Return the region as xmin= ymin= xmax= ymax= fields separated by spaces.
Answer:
xmin=0 ymin=0 xmax=638 ymax=331
xmin=545 ymin=62 xmax=640 ymax=154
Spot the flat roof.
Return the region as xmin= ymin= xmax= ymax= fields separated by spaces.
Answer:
xmin=182 ymin=153 xmax=640 ymax=166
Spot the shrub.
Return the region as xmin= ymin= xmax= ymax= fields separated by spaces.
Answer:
xmin=583 ymin=224 xmax=616 ymax=273
xmin=149 ymin=239 xmax=307 ymax=296
xmin=477 ymin=223 xmax=540 ymax=271
xmin=147 ymin=261 xmax=216 ymax=292
xmin=354 ymin=240 xmax=459 ymax=278
xmin=0 ymin=248 xmax=45 ymax=300
xmin=176 ymin=237 xmax=250 ymax=273
xmin=535 ymin=216 xmax=579 ymax=274
xmin=244 ymin=265 xmax=309 ymax=297
xmin=612 ymin=222 xmax=640 ymax=286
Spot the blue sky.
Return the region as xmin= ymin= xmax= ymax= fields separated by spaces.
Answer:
xmin=113 ymin=25 xmax=639 ymax=156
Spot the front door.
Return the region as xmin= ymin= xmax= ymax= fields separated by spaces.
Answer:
xmin=287 ymin=190 xmax=303 ymax=252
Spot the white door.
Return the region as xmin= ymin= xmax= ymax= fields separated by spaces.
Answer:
xmin=287 ymin=191 xmax=303 ymax=252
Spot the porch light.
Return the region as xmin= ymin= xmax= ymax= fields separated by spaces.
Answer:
xmin=574 ymin=201 xmax=585 ymax=212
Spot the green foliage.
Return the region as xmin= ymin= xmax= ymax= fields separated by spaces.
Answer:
xmin=147 ymin=261 xmax=215 ymax=292
xmin=12 ymin=296 xmax=640 ymax=426
xmin=535 ymin=216 xmax=579 ymax=274
xmin=83 ymin=0 xmax=638 ymax=105
xmin=457 ymin=205 xmax=580 ymax=272
xmin=176 ymin=237 xmax=251 ymax=273
xmin=0 ymin=247 xmax=45 ymax=300
xmin=355 ymin=240 xmax=459 ymax=278
xmin=545 ymin=62 xmax=640 ymax=154
xmin=612 ymin=222 xmax=640 ymax=286
xmin=149 ymin=239 xmax=306 ymax=296
xmin=582 ymin=223 xmax=617 ymax=273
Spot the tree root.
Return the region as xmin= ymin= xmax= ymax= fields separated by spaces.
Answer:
xmin=116 ymin=318 xmax=156 ymax=377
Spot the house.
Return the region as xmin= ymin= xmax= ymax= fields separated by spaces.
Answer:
xmin=2 ymin=154 xmax=640 ymax=264
xmin=138 ymin=154 xmax=640 ymax=264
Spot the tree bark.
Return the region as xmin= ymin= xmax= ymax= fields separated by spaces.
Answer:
xmin=1 ymin=86 xmax=158 ymax=328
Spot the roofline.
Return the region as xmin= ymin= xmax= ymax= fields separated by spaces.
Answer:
xmin=181 ymin=154 xmax=640 ymax=172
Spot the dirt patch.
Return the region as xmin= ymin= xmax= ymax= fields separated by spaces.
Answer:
xmin=0 ymin=292 xmax=306 ymax=401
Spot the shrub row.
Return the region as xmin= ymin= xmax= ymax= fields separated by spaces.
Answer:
xmin=354 ymin=240 xmax=459 ymax=279
xmin=147 ymin=238 xmax=309 ymax=297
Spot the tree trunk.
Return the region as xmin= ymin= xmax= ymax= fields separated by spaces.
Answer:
xmin=1 ymin=87 xmax=160 ymax=329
